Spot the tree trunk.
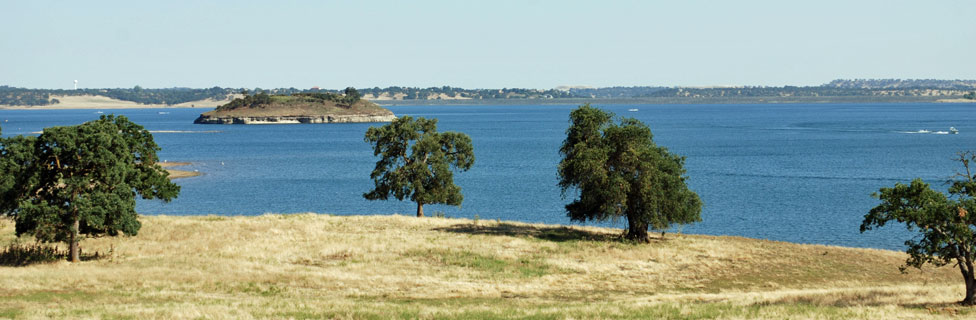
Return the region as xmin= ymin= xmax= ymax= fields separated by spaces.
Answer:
xmin=416 ymin=202 xmax=424 ymax=217
xmin=626 ymin=217 xmax=650 ymax=243
xmin=963 ymin=278 xmax=976 ymax=305
xmin=69 ymin=215 xmax=80 ymax=263
xmin=962 ymin=256 xmax=976 ymax=305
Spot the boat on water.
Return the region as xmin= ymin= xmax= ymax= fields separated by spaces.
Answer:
xmin=628 ymin=108 xmax=639 ymax=112
xmin=158 ymin=111 xmax=170 ymax=115
xmin=950 ymin=127 xmax=959 ymax=134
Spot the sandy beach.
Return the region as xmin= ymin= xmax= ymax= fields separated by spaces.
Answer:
xmin=158 ymin=161 xmax=201 ymax=179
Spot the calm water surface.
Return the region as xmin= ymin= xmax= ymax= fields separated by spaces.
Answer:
xmin=2 ymin=103 xmax=973 ymax=250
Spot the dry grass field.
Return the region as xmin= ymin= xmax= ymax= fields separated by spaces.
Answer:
xmin=0 ymin=214 xmax=970 ymax=319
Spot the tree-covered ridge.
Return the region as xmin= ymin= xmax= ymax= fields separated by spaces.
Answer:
xmin=0 ymin=85 xmax=234 ymax=106
xmin=619 ymin=86 xmax=972 ymax=99
xmin=357 ymin=86 xmax=577 ymax=100
xmin=825 ymin=79 xmax=976 ymax=90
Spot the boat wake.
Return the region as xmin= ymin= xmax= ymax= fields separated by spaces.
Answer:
xmin=898 ymin=128 xmax=958 ymax=135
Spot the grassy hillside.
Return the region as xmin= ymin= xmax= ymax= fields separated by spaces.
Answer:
xmin=0 ymin=214 xmax=968 ymax=319
xmin=201 ymin=93 xmax=392 ymax=118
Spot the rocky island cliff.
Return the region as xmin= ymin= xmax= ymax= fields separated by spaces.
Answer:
xmin=194 ymin=89 xmax=395 ymax=124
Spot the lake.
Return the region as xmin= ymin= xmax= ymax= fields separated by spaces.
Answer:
xmin=1 ymin=103 xmax=973 ymax=250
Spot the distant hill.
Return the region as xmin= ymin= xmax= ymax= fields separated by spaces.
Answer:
xmin=824 ymin=79 xmax=976 ymax=90
xmin=0 ymin=85 xmax=234 ymax=107
xmin=193 ymin=90 xmax=395 ymax=124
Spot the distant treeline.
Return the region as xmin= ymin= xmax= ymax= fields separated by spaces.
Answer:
xmin=824 ymin=79 xmax=976 ymax=89
xmin=356 ymin=86 xmax=577 ymax=100
xmin=2 ymin=79 xmax=975 ymax=106
xmin=569 ymin=79 xmax=976 ymax=99
xmin=0 ymin=85 xmax=233 ymax=106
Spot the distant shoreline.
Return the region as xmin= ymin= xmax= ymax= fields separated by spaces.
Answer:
xmin=0 ymin=94 xmax=237 ymax=110
xmin=2 ymin=95 xmax=974 ymax=110
xmin=374 ymin=96 xmax=975 ymax=106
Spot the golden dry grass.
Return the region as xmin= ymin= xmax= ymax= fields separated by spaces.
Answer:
xmin=0 ymin=214 xmax=970 ymax=319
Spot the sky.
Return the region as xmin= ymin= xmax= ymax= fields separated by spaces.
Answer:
xmin=2 ymin=0 xmax=974 ymax=90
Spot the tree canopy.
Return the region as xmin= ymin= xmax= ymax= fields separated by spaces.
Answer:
xmin=0 ymin=115 xmax=179 ymax=262
xmin=363 ymin=116 xmax=474 ymax=217
xmin=558 ymin=104 xmax=702 ymax=242
xmin=861 ymin=151 xmax=976 ymax=305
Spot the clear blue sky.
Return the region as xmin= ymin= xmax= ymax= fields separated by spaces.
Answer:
xmin=2 ymin=0 xmax=974 ymax=89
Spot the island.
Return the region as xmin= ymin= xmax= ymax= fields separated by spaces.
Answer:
xmin=158 ymin=161 xmax=201 ymax=179
xmin=193 ymin=88 xmax=395 ymax=124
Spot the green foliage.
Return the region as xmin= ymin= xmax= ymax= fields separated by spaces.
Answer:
xmin=861 ymin=151 xmax=976 ymax=304
xmin=964 ymin=91 xmax=976 ymax=100
xmin=218 ymin=91 xmax=273 ymax=110
xmin=0 ymin=133 xmax=37 ymax=216
xmin=343 ymin=87 xmax=361 ymax=102
xmin=363 ymin=116 xmax=474 ymax=217
xmin=0 ymin=115 xmax=179 ymax=262
xmin=558 ymin=104 xmax=702 ymax=242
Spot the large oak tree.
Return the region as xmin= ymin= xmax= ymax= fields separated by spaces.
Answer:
xmin=558 ymin=104 xmax=702 ymax=242
xmin=861 ymin=151 xmax=976 ymax=305
xmin=364 ymin=116 xmax=474 ymax=217
xmin=0 ymin=115 xmax=179 ymax=262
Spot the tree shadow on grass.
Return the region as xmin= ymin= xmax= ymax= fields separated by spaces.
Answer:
xmin=0 ymin=243 xmax=105 ymax=267
xmin=433 ymin=222 xmax=642 ymax=243
xmin=754 ymin=290 xmax=973 ymax=315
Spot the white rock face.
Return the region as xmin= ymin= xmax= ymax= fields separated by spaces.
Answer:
xmin=194 ymin=114 xmax=396 ymax=124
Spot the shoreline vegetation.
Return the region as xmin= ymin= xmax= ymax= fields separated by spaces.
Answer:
xmin=158 ymin=161 xmax=200 ymax=179
xmin=0 ymin=213 xmax=967 ymax=318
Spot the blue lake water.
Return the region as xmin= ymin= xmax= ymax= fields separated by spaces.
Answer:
xmin=1 ymin=103 xmax=973 ymax=250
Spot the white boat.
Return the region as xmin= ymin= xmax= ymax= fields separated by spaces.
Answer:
xmin=950 ymin=127 xmax=959 ymax=134
xmin=917 ymin=129 xmax=930 ymax=133
xmin=158 ymin=112 xmax=170 ymax=115
xmin=628 ymin=108 xmax=639 ymax=112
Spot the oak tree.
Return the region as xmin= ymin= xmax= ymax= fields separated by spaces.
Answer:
xmin=558 ymin=104 xmax=702 ymax=242
xmin=861 ymin=151 xmax=976 ymax=305
xmin=364 ymin=116 xmax=474 ymax=217
xmin=0 ymin=115 xmax=179 ymax=262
